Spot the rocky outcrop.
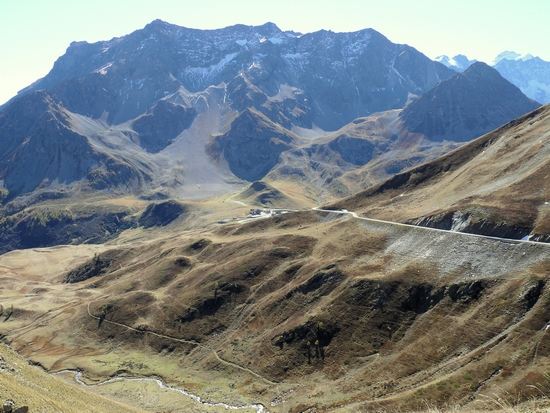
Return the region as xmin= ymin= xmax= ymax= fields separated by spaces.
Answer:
xmin=409 ymin=210 xmax=532 ymax=240
xmin=208 ymin=109 xmax=295 ymax=181
xmin=138 ymin=200 xmax=187 ymax=228
xmin=63 ymin=253 xmax=113 ymax=284
xmin=0 ymin=400 xmax=28 ymax=413
xmin=328 ymin=136 xmax=376 ymax=165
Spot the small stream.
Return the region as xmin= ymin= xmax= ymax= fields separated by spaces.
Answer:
xmin=54 ymin=370 xmax=268 ymax=412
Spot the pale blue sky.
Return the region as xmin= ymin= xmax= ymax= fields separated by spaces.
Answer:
xmin=1 ymin=0 xmax=549 ymax=105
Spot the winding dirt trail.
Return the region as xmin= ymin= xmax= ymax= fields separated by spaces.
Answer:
xmin=86 ymin=302 xmax=277 ymax=386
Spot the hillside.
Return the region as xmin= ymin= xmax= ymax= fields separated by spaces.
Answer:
xmin=400 ymin=62 xmax=540 ymax=142
xmin=330 ymin=104 xmax=550 ymax=241
xmin=2 ymin=19 xmax=550 ymax=413
xmin=1 ymin=203 xmax=550 ymax=412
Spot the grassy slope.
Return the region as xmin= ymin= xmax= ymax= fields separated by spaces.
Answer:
xmin=2 ymin=203 xmax=550 ymax=412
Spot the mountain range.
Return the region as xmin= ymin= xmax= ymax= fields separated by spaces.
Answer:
xmin=0 ymin=20 xmax=540 ymax=206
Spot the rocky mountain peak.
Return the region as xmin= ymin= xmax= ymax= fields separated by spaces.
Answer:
xmin=400 ymin=61 xmax=541 ymax=142
xmin=5 ymin=20 xmax=533 ymax=203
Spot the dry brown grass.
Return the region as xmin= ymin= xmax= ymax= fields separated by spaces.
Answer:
xmin=0 ymin=342 xmax=144 ymax=412
xmin=2 ymin=200 xmax=550 ymax=412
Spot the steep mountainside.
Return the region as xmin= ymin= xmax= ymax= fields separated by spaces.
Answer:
xmin=0 ymin=20 xmax=462 ymax=205
xmin=400 ymin=62 xmax=541 ymax=142
xmin=330 ymin=104 xmax=550 ymax=241
xmin=261 ymin=65 xmax=540 ymax=198
xmin=0 ymin=90 xmax=145 ymax=201
xmin=0 ymin=20 xmax=541 ymax=208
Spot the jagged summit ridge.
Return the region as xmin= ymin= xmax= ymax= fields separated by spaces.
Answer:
xmin=11 ymin=20 xmax=453 ymax=130
xmin=434 ymin=54 xmax=477 ymax=72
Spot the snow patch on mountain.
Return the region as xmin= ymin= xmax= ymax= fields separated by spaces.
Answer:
xmin=494 ymin=54 xmax=550 ymax=103
xmin=96 ymin=62 xmax=114 ymax=75
xmin=282 ymin=53 xmax=309 ymax=75
xmin=183 ymin=52 xmax=239 ymax=88
xmin=341 ymin=32 xmax=371 ymax=64
xmin=522 ymin=79 xmax=550 ymax=104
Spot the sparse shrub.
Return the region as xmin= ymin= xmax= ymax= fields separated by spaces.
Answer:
xmin=3 ymin=305 xmax=13 ymax=322
xmin=97 ymin=303 xmax=113 ymax=328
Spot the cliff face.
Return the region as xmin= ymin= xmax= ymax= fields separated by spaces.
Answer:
xmin=207 ymin=109 xmax=296 ymax=181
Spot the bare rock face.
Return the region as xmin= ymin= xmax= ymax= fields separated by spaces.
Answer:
xmin=1 ymin=400 xmax=28 ymax=413
xmin=0 ymin=91 xmax=97 ymax=200
xmin=400 ymin=62 xmax=541 ymax=142
xmin=328 ymin=136 xmax=376 ymax=165
xmin=0 ymin=90 xmax=145 ymax=201
xmin=138 ymin=200 xmax=187 ymax=228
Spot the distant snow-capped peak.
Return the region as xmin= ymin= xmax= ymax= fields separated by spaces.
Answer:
xmin=434 ymin=54 xmax=477 ymax=72
xmin=492 ymin=51 xmax=535 ymax=65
